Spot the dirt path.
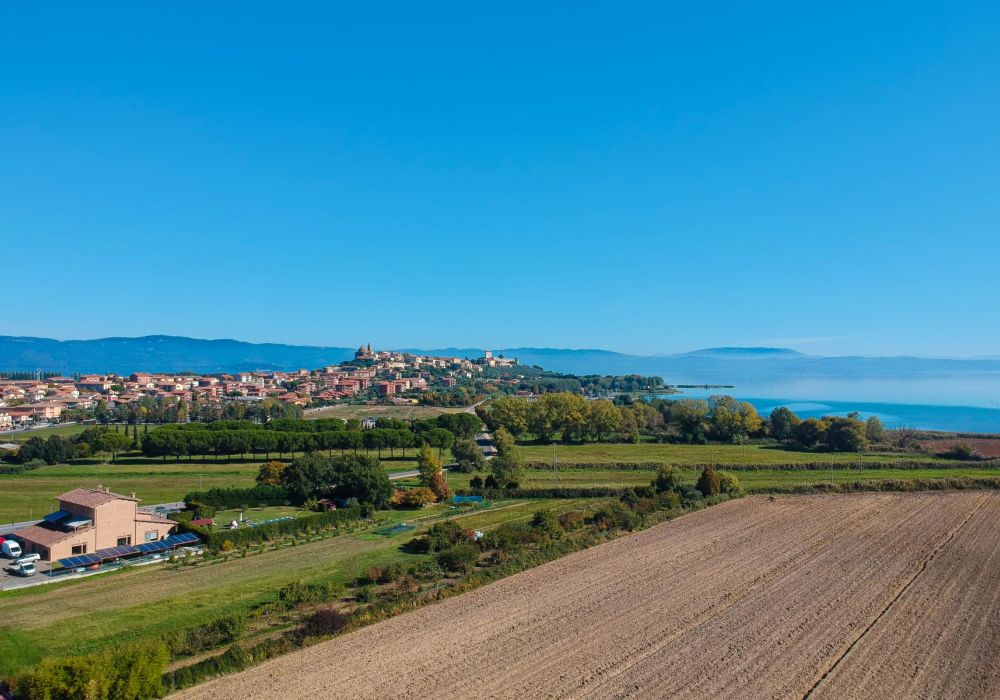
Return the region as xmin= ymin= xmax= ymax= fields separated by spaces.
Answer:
xmin=175 ymin=493 xmax=999 ymax=699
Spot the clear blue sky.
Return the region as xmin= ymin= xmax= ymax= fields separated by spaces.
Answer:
xmin=2 ymin=2 xmax=998 ymax=357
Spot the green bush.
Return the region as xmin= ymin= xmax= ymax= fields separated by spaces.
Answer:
xmin=718 ymin=471 xmax=742 ymax=494
xmin=557 ymin=511 xmax=586 ymax=531
xmin=183 ymin=485 xmax=289 ymax=509
xmin=355 ymin=585 xmax=376 ymax=603
xmin=530 ymin=510 xmax=563 ymax=537
xmin=436 ymin=544 xmax=481 ymax=572
xmin=425 ymin=520 xmax=466 ymax=551
xmin=167 ymin=612 xmax=248 ymax=656
xmin=653 ymin=465 xmax=684 ymax=493
xmin=590 ymin=503 xmax=641 ymax=531
xmin=696 ymin=466 xmax=721 ymax=497
xmin=279 ymin=579 xmax=342 ymax=606
xmin=11 ymin=639 xmax=169 ymax=700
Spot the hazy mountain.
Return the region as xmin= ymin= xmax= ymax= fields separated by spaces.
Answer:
xmin=2 ymin=336 xmax=999 ymax=385
xmin=0 ymin=335 xmax=355 ymax=374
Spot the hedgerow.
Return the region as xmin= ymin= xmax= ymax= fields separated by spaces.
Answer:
xmin=526 ymin=459 xmax=996 ymax=472
xmin=9 ymin=640 xmax=169 ymax=700
xmin=184 ymin=507 xmax=365 ymax=551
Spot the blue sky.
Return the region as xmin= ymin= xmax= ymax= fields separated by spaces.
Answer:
xmin=2 ymin=2 xmax=998 ymax=357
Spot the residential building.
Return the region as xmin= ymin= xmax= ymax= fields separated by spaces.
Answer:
xmin=12 ymin=487 xmax=176 ymax=562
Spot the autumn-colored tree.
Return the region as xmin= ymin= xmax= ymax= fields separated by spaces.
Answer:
xmin=256 ymin=460 xmax=287 ymax=486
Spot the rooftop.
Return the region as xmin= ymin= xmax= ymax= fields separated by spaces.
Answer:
xmin=58 ymin=486 xmax=138 ymax=508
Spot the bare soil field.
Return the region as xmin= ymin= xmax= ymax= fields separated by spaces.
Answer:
xmin=176 ymin=492 xmax=1000 ymax=700
xmin=924 ymin=437 xmax=1000 ymax=459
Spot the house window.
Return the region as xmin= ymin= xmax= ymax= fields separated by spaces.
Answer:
xmin=117 ymin=536 xmax=132 ymax=547
xmin=71 ymin=544 xmax=87 ymax=555
xmin=144 ymin=530 xmax=158 ymax=542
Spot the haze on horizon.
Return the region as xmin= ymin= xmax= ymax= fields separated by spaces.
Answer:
xmin=2 ymin=2 xmax=998 ymax=358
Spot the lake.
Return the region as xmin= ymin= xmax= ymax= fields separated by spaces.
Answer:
xmin=657 ymin=377 xmax=1000 ymax=433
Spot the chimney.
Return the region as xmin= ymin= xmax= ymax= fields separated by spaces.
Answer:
xmin=130 ymin=492 xmax=136 ymax=500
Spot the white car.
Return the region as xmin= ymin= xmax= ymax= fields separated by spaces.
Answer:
xmin=14 ymin=553 xmax=40 ymax=566
xmin=4 ymin=562 xmax=35 ymax=577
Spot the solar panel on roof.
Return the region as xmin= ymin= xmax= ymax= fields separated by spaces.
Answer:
xmin=59 ymin=553 xmax=102 ymax=568
xmin=166 ymin=532 xmax=200 ymax=545
xmin=43 ymin=510 xmax=71 ymax=523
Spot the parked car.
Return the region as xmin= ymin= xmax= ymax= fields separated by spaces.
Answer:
xmin=14 ymin=553 xmax=40 ymax=565
xmin=4 ymin=562 xmax=35 ymax=577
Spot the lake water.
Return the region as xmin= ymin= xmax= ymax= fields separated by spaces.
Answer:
xmin=658 ymin=378 xmax=1000 ymax=433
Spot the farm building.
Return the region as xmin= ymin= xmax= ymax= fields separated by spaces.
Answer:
xmin=11 ymin=486 xmax=176 ymax=562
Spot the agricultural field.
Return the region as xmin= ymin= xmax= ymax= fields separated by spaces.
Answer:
xmin=177 ymin=492 xmax=1000 ymax=699
xmin=518 ymin=441 xmax=934 ymax=465
xmin=438 ymin=465 xmax=1000 ymax=494
xmin=0 ymin=454 xmax=420 ymax=525
xmin=0 ymin=497 xmax=590 ymax=677
xmin=307 ymin=404 xmax=471 ymax=421
xmin=923 ymin=437 xmax=1000 ymax=458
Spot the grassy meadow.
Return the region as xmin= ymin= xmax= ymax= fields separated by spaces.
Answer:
xmin=518 ymin=442 xmax=940 ymax=466
xmin=0 ymin=497 xmax=593 ymax=678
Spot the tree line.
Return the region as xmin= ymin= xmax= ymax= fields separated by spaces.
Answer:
xmin=483 ymin=393 xmax=885 ymax=451
xmin=141 ymin=415 xmax=480 ymax=461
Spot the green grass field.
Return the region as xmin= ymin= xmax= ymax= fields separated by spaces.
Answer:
xmin=0 ymin=497 xmax=594 ymax=678
xmin=442 ymin=465 xmax=1000 ymax=493
xmin=518 ymin=442 xmax=933 ymax=466
xmin=0 ymin=454 xmax=420 ymax=524
xmin=2 ymin=423 xmax=89 ymax=442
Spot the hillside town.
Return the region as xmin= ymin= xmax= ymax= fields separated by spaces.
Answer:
xmin=0 ymin=346 xmax=517 ymax=431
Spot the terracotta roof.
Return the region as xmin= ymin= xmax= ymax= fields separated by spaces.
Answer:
xmin=58 ymin=487 xmax=137 ymax=508
xmin=12 ymin=524 xmax=79 ymax=547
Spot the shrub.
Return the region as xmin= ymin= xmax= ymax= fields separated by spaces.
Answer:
xmin=696 ymin=466 xmax=721 ymax=497
xmin=395 ymin=574 xmax=419 ymax=593
xmin=279 ymin=579 xmax=342 ymax=606
xmin=11 ymin=639 xmax=169 ymax=700
xmin=940 ymin=442 xmax=978 ymax=460
xmin=718 ymin=471 xmax=742 ymax=495
xmin=426 ymin=520 xmax=465 ymax=551
xmin=167 ymin=613 xmax=248 ymax=656
xmin=590 ymin=503 xmax=640 ymax=531
xmin=558 ymin=511 xmax=586 ymax=531
xmin=302 ymin=607 xmax=351 ymax=637
xmin=653 ymin=465 xmax=684 ymax=493
xmin=389 ymin=487 xmax=436 ymax=509
xmin=404 ymin=535 xmax=431 ymax=554
xmin=469 ymin=475 xmax=484 ymax=489
xmin=530 ymin=510 xmax=563 ymax=537
xmin=681 ymin=487 xmax=704 ymax=503
xmin=220 ymin=539 xmax=235 ymax=553
xmin=428 ymin=471 xmax=452 ymax=502
xmin=655 ymin=490 xmax=682 ymax=510
xmin=355 ymin=585 xmax=376 ymax=603
xmin=481 ymin=523 xmax=544 ymax=551
xmin=436 ymin=544 xmax=481 ymax=573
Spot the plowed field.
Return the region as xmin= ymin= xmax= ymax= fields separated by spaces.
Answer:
xmin=176 ymin=493 xmax=1000 ymax=699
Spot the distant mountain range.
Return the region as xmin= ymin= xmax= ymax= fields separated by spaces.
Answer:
xmin=2 ymin=336 xmax=999 ymax=385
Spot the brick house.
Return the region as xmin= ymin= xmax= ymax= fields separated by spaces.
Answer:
xmin=12 ymin=487 xmax=175 ymax=562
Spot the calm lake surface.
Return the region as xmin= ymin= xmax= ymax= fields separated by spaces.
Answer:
xmin=659 ymin=377 xmax=1000 ymax=433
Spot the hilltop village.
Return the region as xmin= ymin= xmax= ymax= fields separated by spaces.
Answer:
xmin=0 ymin=346 xmax=517 ymax=430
